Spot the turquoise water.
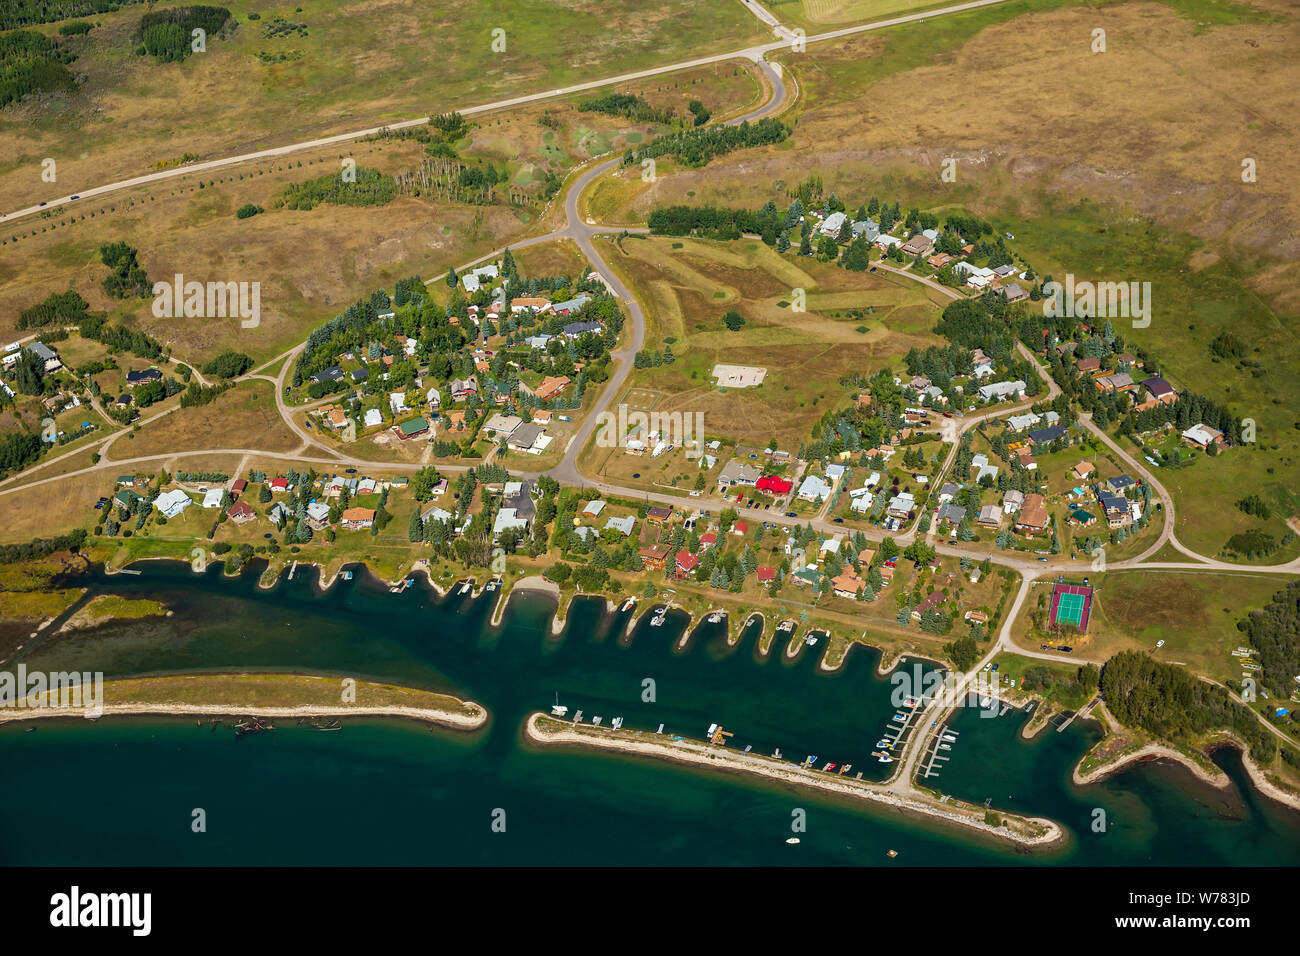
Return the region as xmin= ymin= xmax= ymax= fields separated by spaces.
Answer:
xmin=1 ymin=561 xmax=1297 ymax=866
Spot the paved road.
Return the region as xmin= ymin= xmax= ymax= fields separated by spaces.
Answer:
xmin=2 ymin=0 xmax=1018 ymax=224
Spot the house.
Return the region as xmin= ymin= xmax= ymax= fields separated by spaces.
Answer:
xmin=483 ymin=413 xmax=522 ymax=438
xmin=154 ymin=489 xmax=192 ymax=518
xmin=311 ymin=366 xmax=344 ymax=385
xmin=389 ymin=391 xmax=410 ymax=415
xmin=450 ymin=377 xmax=478 ymax=402
xmin=1016 ymin=449 xmax=1038 ymax=470
xmin=202 ymin=488 xmax=224 ymax=509
xmin=125 ymin=368 xmax=162 ymax=387
xmin=1070 ymin=510 xmax=1097 ymax=527
xmin=647 ymin=506 xmax=673 ymax=524
xmin=532 ymin=409 xmax=553 ymax=425
xmin=1001 ymin=283 xmax=1029 ymax=303
xmin=460 ymin=264 xmax=499 ymax=293
xmin=1005 ymin=412 xmax=1041 ymax=432
xmin=718 ymin=460 xmax=761 ymax=489
xmin=977 ymin=504 xmax=1002 ymax=528
xmin=971 ymin=453 xmax=999 ymax=484
xmin=533 ymin=375 xmax=571 ymax=402
xmin=1075 ymin=356 xmax=1102 ymax=374
xmin=912 ymin=591 xmax=944 ymax=621
xmin=506 ymin=423 xmax=546 ymax=453
xmin=731 ymin=520 xmax=749 ymax=536
xmin=964 ymin=610 xmax=989 ymax=624
xmin=116 ymin=475 xmax=136 ymax=487
xmin=1002 ymin=489 xmax=1024 ymax=514
xmin=699 ymin=532 xmax=717 ymax=551
xmin=305 ymin=502 xmax=332 ymax=530
xmin=351 ymin=367 xmax=369 ymax=383
xmin=797 ymin=475 xmax=831 ymax=502
xmin=1095 ymin=372 xmax=1135 ymax=393
xmin=850 ymin=492 xmax=874 ymax=513
xmin=900 ymin=234 xmax=933 ymax=257
xmin=938 ymin=482 xmax=960 ymax=503
xmin=324 ymin=406 xmax=348 ymax=430
xmin=582 ymin=500 xmax=606 ymax=518
xmin=1181 ymin=423 xmax=1223 ymax=449
xmin=639 ymin=545 xmax=671 ymax=571
xmin=113 ymin=488 xmax=142 ymax=509
xmin=363 ymin=408 xmax=384 ymax=429
xmin=1140 ymin=376 xmax=1177 ymax=404
xmin=1028 ymin=424 xmax=1067 ymax=446
xmin=851 ymin=219 xmax=879 ymax=240
xmin=509 ymin=296 xmax=552 ymax=314
xmin=1073 ymin=462 xmax=1096 ymax=480
xmin=421 ymin=504 xmax=453 ymax=525
xmin=225 ymin=501 xmax=255 ymax=524
xmin=675 ymin=550 xmax=700 ymax=575
xmin=937 ymin=503 xmax=966 ymax=527
xmin=114 ymin=393 xmax=133 ymax=408
xmin=928 ymin=252 xmax=954 ymax=269
xmin=525 ymin=334 xmax=552 ymax=350
xmin=755 ymin=475 xmax=793 ymax=496
xmin=831 ymin=568 xmax=863 ymax=599
xmin=819 ymin=211 xmax=848 ymax=236
xmin=230 ymin=478 xmax=247 ymax=499
xmin=492 ymin=507 xmax=529 ymax=538
xmin=978 ymin=380 xmax=1026 ymax=402
xmin=873 ymin=234 xmax=901 ymax=250
xmin=756 ymin=565 xmax=777 ymax=586
xmin=562 ymin=319 xmax=603 ymax=338
xmin=1015 ymin=494 xmax=1050 ymax=534
xmin=24 ymin=342 xmax=62 ymax=373
xmin=887 ymin=492 xmax=915 ymax=517
xmin=395 ymin=417 xmax=430 ymax=440
xmin=551 ymin=294 xmax=593 ymax=316
xmin=1107 ymin=474 xmax=1136 ymax=494
xmin=269 ymin=477 xmax=289 ymax=493
xmin=341 ymin=507 xmax=375 ymax=530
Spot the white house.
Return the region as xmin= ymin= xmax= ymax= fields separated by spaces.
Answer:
xmin=978 ymin=380 xmax=1026 ymax=402
xmin=154 ymin=489 xmax=192 ymax=518
xmin=797 ymin=475 xmax=831 ymax=502
xmin=202 ymin=488 xmax=224 ymax=509
xmin=461 ymin=265 xmax=499 ymax=293
xmin=364 ymin=408 xmax=383 ymax=428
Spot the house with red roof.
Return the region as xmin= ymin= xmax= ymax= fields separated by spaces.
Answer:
xmin=699 ymin=532 xmax=717 ymax=550
xmin=756 ymin=565 xmax=776 ymax=586
xmin=731 ymin=520 xmax=748 ymax=536
xmin=675 ymin=550 xmax=699 ymax=575
xmin=756 ymin=475 xmax=793 ymax=496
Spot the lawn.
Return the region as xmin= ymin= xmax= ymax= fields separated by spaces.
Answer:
xmin=597 ymin=234 xmax=944 ymax=451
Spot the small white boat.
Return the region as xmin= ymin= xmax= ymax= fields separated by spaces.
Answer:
xmin=611 ymin=717 xmax=623 ymax=729
xmin=592 ymin=716 xmax=602 ymax=726
xmin=786 ymin=837 xmax=800 ymax=845
xmin=878 ymin=753 xmax=894 ymax=763
xmin=804 ymin=634 xmax=818 ymax=646
xmin=707 ymin=612 xmax=723 ymax=623
xmin=459 ymin=582 xmax=472 ymax=595
xmin=777 ymin=620 xmax=794 ymax=633
xmin=650 ymin=612 xmax=666 ymax=627
xmin=875 ymin=739 xmax=891 ymax=748
xmin=550 ymin=693 xmax=568 ymax=717
xmin=892 ymin=714 xmax=906 ymax=723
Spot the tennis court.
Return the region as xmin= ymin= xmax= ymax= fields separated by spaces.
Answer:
xmin=1055 ymin=592 xmax=1085 ymax=627
xmin=1049 ymin=583 xmax=1094 ymax=632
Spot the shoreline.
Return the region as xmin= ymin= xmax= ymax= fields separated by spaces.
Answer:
xmin=524 ymin=712 xmax=1064 ymax=850
xmin=0 ymin=699 xmax=488 ymax=730
xmin=1073 ymin=741 xmax=1230 ymax=790
xmin=1074 ymin=737 xmax=1300 ymax=815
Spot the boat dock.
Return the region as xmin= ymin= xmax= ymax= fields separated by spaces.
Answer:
xmin=921 ymin=727 xmax=959 ymax=780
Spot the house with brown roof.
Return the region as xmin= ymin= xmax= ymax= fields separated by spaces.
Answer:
xmin=1014 ymin=493 xmax=1050 ymax=534
xmin=341 ymin=507 xmax=375 ymax=530
xmin=647 ymin=506 xmax=674 ymax=524
xmin=226 ymin=501 xmax=255 ymax=524
xmin=901 ymin=234 xmax=933 ymax=258
xmin=534 ymin=375 xmax=571 ymax=402
xmin=1076 ymin=356 xmax=1101 ymax=374
xmin=832 ymin=568 xmax=863 ymax=599
xmin=639 ymin=544 xmax=671 ymax=571
xmin=911 ymin=590 xmax=944 ymax=620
